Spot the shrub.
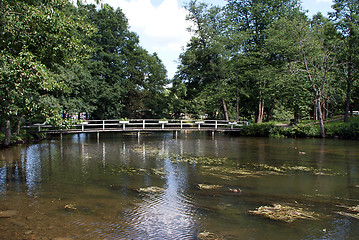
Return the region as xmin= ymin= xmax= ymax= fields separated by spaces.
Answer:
xmin=325 ymin=122 xmax=359 ymax=139
xmin=240 ymin=123 xmax=274 ymax=137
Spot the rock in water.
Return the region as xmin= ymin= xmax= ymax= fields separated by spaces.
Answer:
xmin=0 ymin=210 xmax=18 ymax=218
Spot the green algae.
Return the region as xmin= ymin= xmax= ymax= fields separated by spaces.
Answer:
xmin=137 ymin=186 xmax=165 ymax=193
xmin=107 ymin=164 xmax=147 ymax=175
xmin=170 ymin=154 xmax=227 ymax=165
xmin=198 ymin=184 xmax=223 ymax=190
xmin=249 ymin=204 xmax=318 ymax=223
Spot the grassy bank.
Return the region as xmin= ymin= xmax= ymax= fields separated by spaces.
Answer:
xmin=239 ymin=116 xmax=359 ymax=139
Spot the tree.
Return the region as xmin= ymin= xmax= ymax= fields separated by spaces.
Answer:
xmin=79 ymin=3 xmax=168 ymax=119
xmin=330 ymin=0 xmax=359 ymax=122
xmin=266 ymin=13 xmax=341 ymax=137
xmin=0 ymin=0 xmax=93 ymax=145
xmin=225 ymin=0 xmax=301 ymax=122
xmin=175 ymin=1 xmax=234 ymax=120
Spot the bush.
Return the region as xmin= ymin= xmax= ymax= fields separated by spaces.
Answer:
xmin=325 ymin=122 xmax=359 ymax=139
xmin=239 ymin=117 xmax=359 ymax=139
xmin=292 ymin=124 xmax=321 ymax=137
xmin=240 ymin=123 xmax=275 ymax=137
xmin=240 ymin=123 xmax=322 ymax=138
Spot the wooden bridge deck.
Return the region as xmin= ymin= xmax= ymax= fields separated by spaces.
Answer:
xmin=26 ymin=119 xmax=247 ymax=134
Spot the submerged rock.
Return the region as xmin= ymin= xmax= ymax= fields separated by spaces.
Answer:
xmin=64 ymin=204 xmax=77 ymax=211
xmin=229 ymin=188 xmax=242 ymax=193
xmin=197 ymin=231 xmax=222 ymax=240
xmin=0 ymin=210 xmax=18 ymax=218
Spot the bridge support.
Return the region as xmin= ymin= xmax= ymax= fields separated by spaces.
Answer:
xmin=97 ymin=132 xmax=100 ymax=142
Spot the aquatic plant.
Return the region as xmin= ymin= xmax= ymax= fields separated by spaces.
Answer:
xmin=170 ymin=154 xmax=227 ymax=165
xmin=249 ymin=204 xmax=318 ymax=223
xmin=198 ymin=184 xmax=223 ymax=190
xmin=336 ymin=205 xmax=359 ymax=219
xmin=197 ymin=231 xmax=223 ymax=240
xmin=151 ymin=168 xmax=166 ymax=176
xmin=107 ymin=164 xmax=147 ymax=175
xmin=137 ymin=186 xmax=165 ymax=193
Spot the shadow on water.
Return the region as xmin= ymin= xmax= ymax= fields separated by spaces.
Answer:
xmin=0 ymin=132 xmax=359 ymax=239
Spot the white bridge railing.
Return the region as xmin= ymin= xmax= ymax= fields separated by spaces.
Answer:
xmin=28 ymin=119 xmax=249 ymax=132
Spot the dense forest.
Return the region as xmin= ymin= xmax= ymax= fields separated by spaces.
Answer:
xmin=1 ymin=0 xmax=359 ymax=143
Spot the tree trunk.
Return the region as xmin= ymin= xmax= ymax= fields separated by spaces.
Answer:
xmin=344 ymin=42 xmax=353 ymax=122
xmin=3 ymin=120 xmax=11 ymax=146
xmin=15 ymin=115 xmax=22 ymax=135
xmin=222 ymin=99 xmax=229 ymax=121
xmin=257 ymin=97 xmax=264 ymax=123
xmin=323 ymin=99 xmax=328 ymax=120
xmin=317 ymin=97 xmax=325 ymax=138
xmin=344 ymin=77 xmax=351 ymax=122
xmin=265 ymin=104 xmax=274 ymax=122
xmin=313 ymin=102 xmax=318 ymax=121
xmin=236 ymin=88 xmax=239 ymax=122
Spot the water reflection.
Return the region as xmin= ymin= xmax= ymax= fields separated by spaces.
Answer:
xmin=0 ymin=134 xmax=359 ymax=239
xmin=120 ymin=157 xmax=199 ymax=239
xmin=25 ymin=145 xmax=42 ymax=195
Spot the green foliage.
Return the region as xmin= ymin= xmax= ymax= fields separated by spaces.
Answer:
xmin=173 ymin=0 xmax=357 ymax=129
xmin=0 ymin=0 xmax=93 ymax=141
xmin=1 ymin=0 xmax=170 ymax=143
xmin=240 ymin=123 xmax=275 ymax=137
xmin=239 ymin=118 xmax=359 ymax=139
xmin=324 ymin=117 xmax=359 ymax=138
xmin=291 ymin=125 xmax=321 ymax=137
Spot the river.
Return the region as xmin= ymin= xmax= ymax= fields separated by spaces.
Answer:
xmin=1 ymin=132 xmax=359 ymax=239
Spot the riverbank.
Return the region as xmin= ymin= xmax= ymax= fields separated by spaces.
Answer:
xmin=1 ymin=117 xmax=358 ymax=147
xmin=0 ymin=131 xmax=47 ymax=149
xmin=239 ymin=116 xmax=359 ymax=139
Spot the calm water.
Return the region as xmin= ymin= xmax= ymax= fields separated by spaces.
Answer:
xmin=1 ymin=132 xmax=359 ymax=239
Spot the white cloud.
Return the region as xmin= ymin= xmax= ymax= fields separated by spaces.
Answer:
xmin=97 ymin=0 xmax=192 ymax=78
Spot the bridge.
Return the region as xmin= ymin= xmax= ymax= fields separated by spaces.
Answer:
xmin=27 ymin=119 xmax=248 ymax=136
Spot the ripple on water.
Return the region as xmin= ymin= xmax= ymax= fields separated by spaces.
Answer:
xmin=115 ymin=189 xmax=201 ymax=239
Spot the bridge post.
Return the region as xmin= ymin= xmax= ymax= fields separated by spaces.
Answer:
xmin=159 ymin=120 xmax=167 ymax=129
xmin=229 ymin=122 xmax=237 ymax=129
xmin=215 ymin=120 xmax=217 ymax=129
xmin=195 ymin=121 xmax=204 ymax=130
xmin=102 ymin=120 xmax=105 ymax=130
xmin=34 ymin=124 xmax=41 ymax=131
xmin=180 ymin=120 xmax=183 ymax=129
xmin=143 ymin=120 xmax=145 ymax=129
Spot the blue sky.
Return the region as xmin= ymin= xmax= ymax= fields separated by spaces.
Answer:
xmin=92 ymin=0 xmax=334 ymax=79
